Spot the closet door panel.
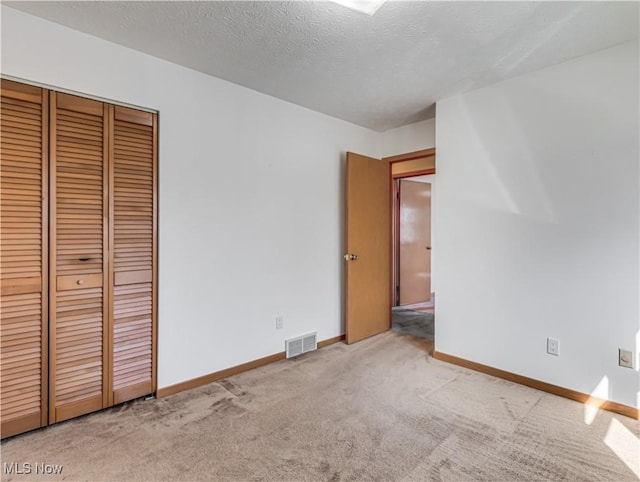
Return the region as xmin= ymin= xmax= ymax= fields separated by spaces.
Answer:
xmin=50 ymin=92 xmax=108 ymax=422
xmin=110 ymin=106 xmax=156 ymax=404
xmin=0 ymin=80 xmax=49 ymax=438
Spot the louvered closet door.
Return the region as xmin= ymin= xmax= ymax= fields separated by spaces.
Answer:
xmin=110 ymin=106 xmax=156 ymax=404
xmin=50 ymin=92 xmax=108 ymax=422
xmin=0 ymin=80 xmax=49 ymax=437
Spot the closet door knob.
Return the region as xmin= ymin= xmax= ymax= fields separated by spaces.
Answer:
xmin=77 ymin=279 xmax=84 ymax=285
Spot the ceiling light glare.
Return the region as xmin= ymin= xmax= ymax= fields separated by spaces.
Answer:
xmin=329 ymin=0 xmax=387 ymax=16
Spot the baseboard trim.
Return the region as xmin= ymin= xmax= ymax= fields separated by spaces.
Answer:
xmin=157 ymin=334 xmax=346 ymax=398
xmin=433 ymin=351 xmax=638 ymax=420
xmin=317 ymin=334 xmax=345 ymax=348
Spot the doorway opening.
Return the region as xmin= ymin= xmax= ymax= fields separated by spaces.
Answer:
xmin=343 ymin=148 xmax=434 ymax=346
xmin=386 ymin=149 xmax=435 ymax=345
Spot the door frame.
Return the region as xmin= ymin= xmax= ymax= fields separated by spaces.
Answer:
xmin=383 ymin=148 xmax=436 ymax=308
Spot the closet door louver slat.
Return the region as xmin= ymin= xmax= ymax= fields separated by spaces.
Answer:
xmin=50 ymin=92 xmax=108 ymax=422
xmin=0 ymin=80 xmax=49 ymax=438
xmin=110 ymin=106 xmax=156 ymax=404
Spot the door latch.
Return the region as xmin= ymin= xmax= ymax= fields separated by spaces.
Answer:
xmin=343 ymin=254 xmax=359 ymax=261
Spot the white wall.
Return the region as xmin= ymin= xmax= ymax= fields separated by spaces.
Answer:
xmin=1 ymin=7 xmax=381 ymax=389
xmin=381 ymin=118 xmax=435 ymax=158
xmin=435 ymin=41 xmax=639 ymax=408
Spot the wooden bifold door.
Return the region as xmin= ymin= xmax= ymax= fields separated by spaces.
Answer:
xmin=110 ymin=105 xmax=156 ymax=405
xmin=50 ymin=92 xmax=109 ymax=422
xmin=0 ymin=80 xmax=157 ymax=437
xmin=0 ymin=81 xmax=49 ymax=437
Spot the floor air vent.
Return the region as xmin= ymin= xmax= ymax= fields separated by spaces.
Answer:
xmin=285 ymin=332 xmax=317 ymax=358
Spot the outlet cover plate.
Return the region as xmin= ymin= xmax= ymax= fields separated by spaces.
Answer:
xmin=547 ymin=337 xmax=559 ymax=356
xmin=619 ymin=349 xmax=633 ymax=369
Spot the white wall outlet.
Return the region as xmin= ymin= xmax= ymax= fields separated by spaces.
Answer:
xmin=275 ymin=316 xmax=284 ymax=330
xmin=618 ymin=349 xmax=633 ymax=369
xmin=547 ymin=337 xmax=559 ymax=356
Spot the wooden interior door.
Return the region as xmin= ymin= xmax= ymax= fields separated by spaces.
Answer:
xmin=0 ymin=79 xmax=158 ymax=438
xmin=399 ymin=179 xmax=431 ymax=305
xmin=345 ymin=152 xmax=391 ymax=344
xmin=0 ymin=80 xmax=49 ymax=437
xmin=110 ymin=105 xmax=157 ymax=404
xmin=50 ymin=92 xmax=109 ymax=422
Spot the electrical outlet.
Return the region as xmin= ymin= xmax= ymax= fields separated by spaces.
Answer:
xmin=275 ymin=316 xmax=284 ymax=330
xmin=547 ymin=337 xmax=559 ymax=356
xmin=618 ymin=349 xmax=633 ymax=369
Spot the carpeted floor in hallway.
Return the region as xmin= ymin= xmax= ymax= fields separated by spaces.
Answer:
xmin=1 ymin=331 xmax=638 ymax=481
xmin=392 ymin=307 xmax=434 ymax=340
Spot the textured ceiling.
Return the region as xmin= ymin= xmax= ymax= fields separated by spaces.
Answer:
xmin=5 ymin=1 xmax=639 ymax=131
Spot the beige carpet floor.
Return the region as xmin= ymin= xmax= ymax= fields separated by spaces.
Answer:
xmin=2 ymin=331 xmax=638 ymax=481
